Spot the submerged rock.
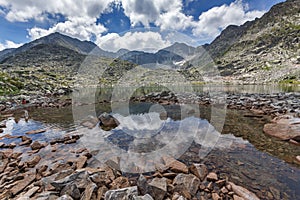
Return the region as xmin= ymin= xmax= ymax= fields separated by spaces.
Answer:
xmin=31 ymin=141 xmax=47 ymax=151
xmin=229 ymin=182 xmax=259 ymax=200
xmin=11 ymin=172 xmax=36 ymax=196
xmin=263 ymin=115 xmax=300 ymax=141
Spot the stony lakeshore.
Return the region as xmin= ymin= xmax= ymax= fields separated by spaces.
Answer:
xmin=0 ymin=115 xmax=262 ymax=200
xmin=0 ymin=89 xmax=300 ymax=200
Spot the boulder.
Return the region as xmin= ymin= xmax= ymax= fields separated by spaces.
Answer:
xmin=173 ymin=173 xmax=200 ymax=196
xmin=162 ymin=156 xmax=188 ymax=174
xmin=26 ymin=155 xmax=41 ymax=168
xmin=51 ymin=169 xmax=91 ymax=190
xmin=137 ymin=175 xmax=148 ymax=195
xmin=31 ymin=141 xmax=47 ymax=150
xmin=189 ymin=163 xmax=208 ymax=181
xmin=147 ymin=177 xmax=168 ymax=200
xmin=212 ymin=192 xmax=221 ymax=200
xmin=263 ymin=115 xmax=300 ymax=141
xmin=98 ymin=113 xmax=120 ymax=130
xmin=105 ymin=186 xmax=138 ymax=200
xmin=206 ymin=172 xmax=218 ymax=182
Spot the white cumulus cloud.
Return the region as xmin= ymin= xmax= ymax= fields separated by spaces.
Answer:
xmin=121 ymin=0 xmax=194 ymax=30
xmin=0 ymin=0 xmax=114 ymax=41
xmin=96 ymin=31 xmax=171 ymax=52
xmin=28 ymin=17 xmax=107 ymax=41
xmin=0 ymin=0 xmax=268 ymax=51
xmin=0 ymin=40 xmax=23 ymax=51
xmin=192 ymin=0 xmax=265 ymax=41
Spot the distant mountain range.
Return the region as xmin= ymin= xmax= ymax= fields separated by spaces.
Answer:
xmin=0 ymin=0 xmax=299 ymax=83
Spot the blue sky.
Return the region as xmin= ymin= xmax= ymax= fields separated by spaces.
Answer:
xmin=0 ymin=0 xmax=285 ymax=52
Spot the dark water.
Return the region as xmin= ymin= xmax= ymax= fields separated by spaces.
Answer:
xmin=1 ymin=85 xmax=300 ymax=199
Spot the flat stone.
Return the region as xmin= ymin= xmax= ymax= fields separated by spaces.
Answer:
xmin=206 ymin=172 xmax=218 ymax=182
xmin=105 ymin=186 xmax=138 ymax=200
xmin=162 ymin=156 xmax=188 ymax=174
xmin=10 ymin=173 xmax=36 ymax=196
xmin=110 ymin=176 xmax=130 ymax=189
xmin=34 ymin=192 xmax=59 ymax=200
xmin=133 ymin=194 xmax=154 ymax=200
xmin=229 ymin=182 xmax=259 ymax=200
xmin=51 ymin=169 xmax=91 ymax=190
xmin=81 ymin=117 xmax=99 ymax=129
xmin=17 ymin=186 xmax=39 ymax=198
xmin=26 ymin=129 xmax=46 ymax=135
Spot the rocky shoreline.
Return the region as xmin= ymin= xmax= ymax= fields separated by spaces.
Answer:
xmin=1 ymin=91 xmax=300 ymax=117
xmin=1 ymin=90 xmax=300 ymax=143
xmin=0 ymin=90 xmax=299 ymax=199
xmin=0 ymin=116 xmax=261 ymax=200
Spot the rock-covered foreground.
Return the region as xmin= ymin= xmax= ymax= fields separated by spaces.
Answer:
xmin=0 ymin=114 xmax=261 ymax=200
xmin=0 ymin=89 xmax=299 ymax=199
xmin=0 ymin=139 xmax=260 ymax=200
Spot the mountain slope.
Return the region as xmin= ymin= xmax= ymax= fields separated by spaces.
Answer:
xmin=0 ymin=33 xmax=95 ymax=63
xmin=118 ymin=49 xmax=184 ymax=66
xmin=162 ymin=42 xmax=196 ymax=58
xmin=211 ymin=0 xmax=300 ymax=83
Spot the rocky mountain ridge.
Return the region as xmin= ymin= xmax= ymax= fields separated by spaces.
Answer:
xmin=212 ymin=0 xmax=300 ymax=83
xmin=0 ymin=0 xmax=299 ymax=96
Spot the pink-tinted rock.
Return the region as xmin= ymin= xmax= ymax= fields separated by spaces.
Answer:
xmin=229 ymin=182 xmax=259 ymax=200
xmin=162 ymin=156 xmax=188 ymax=174
xmin=263 ymin=115 xmax=300 ymax=141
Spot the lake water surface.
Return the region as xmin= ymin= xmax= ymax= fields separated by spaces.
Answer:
xmin=1 ymin=84 xmax=300 ymax=199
